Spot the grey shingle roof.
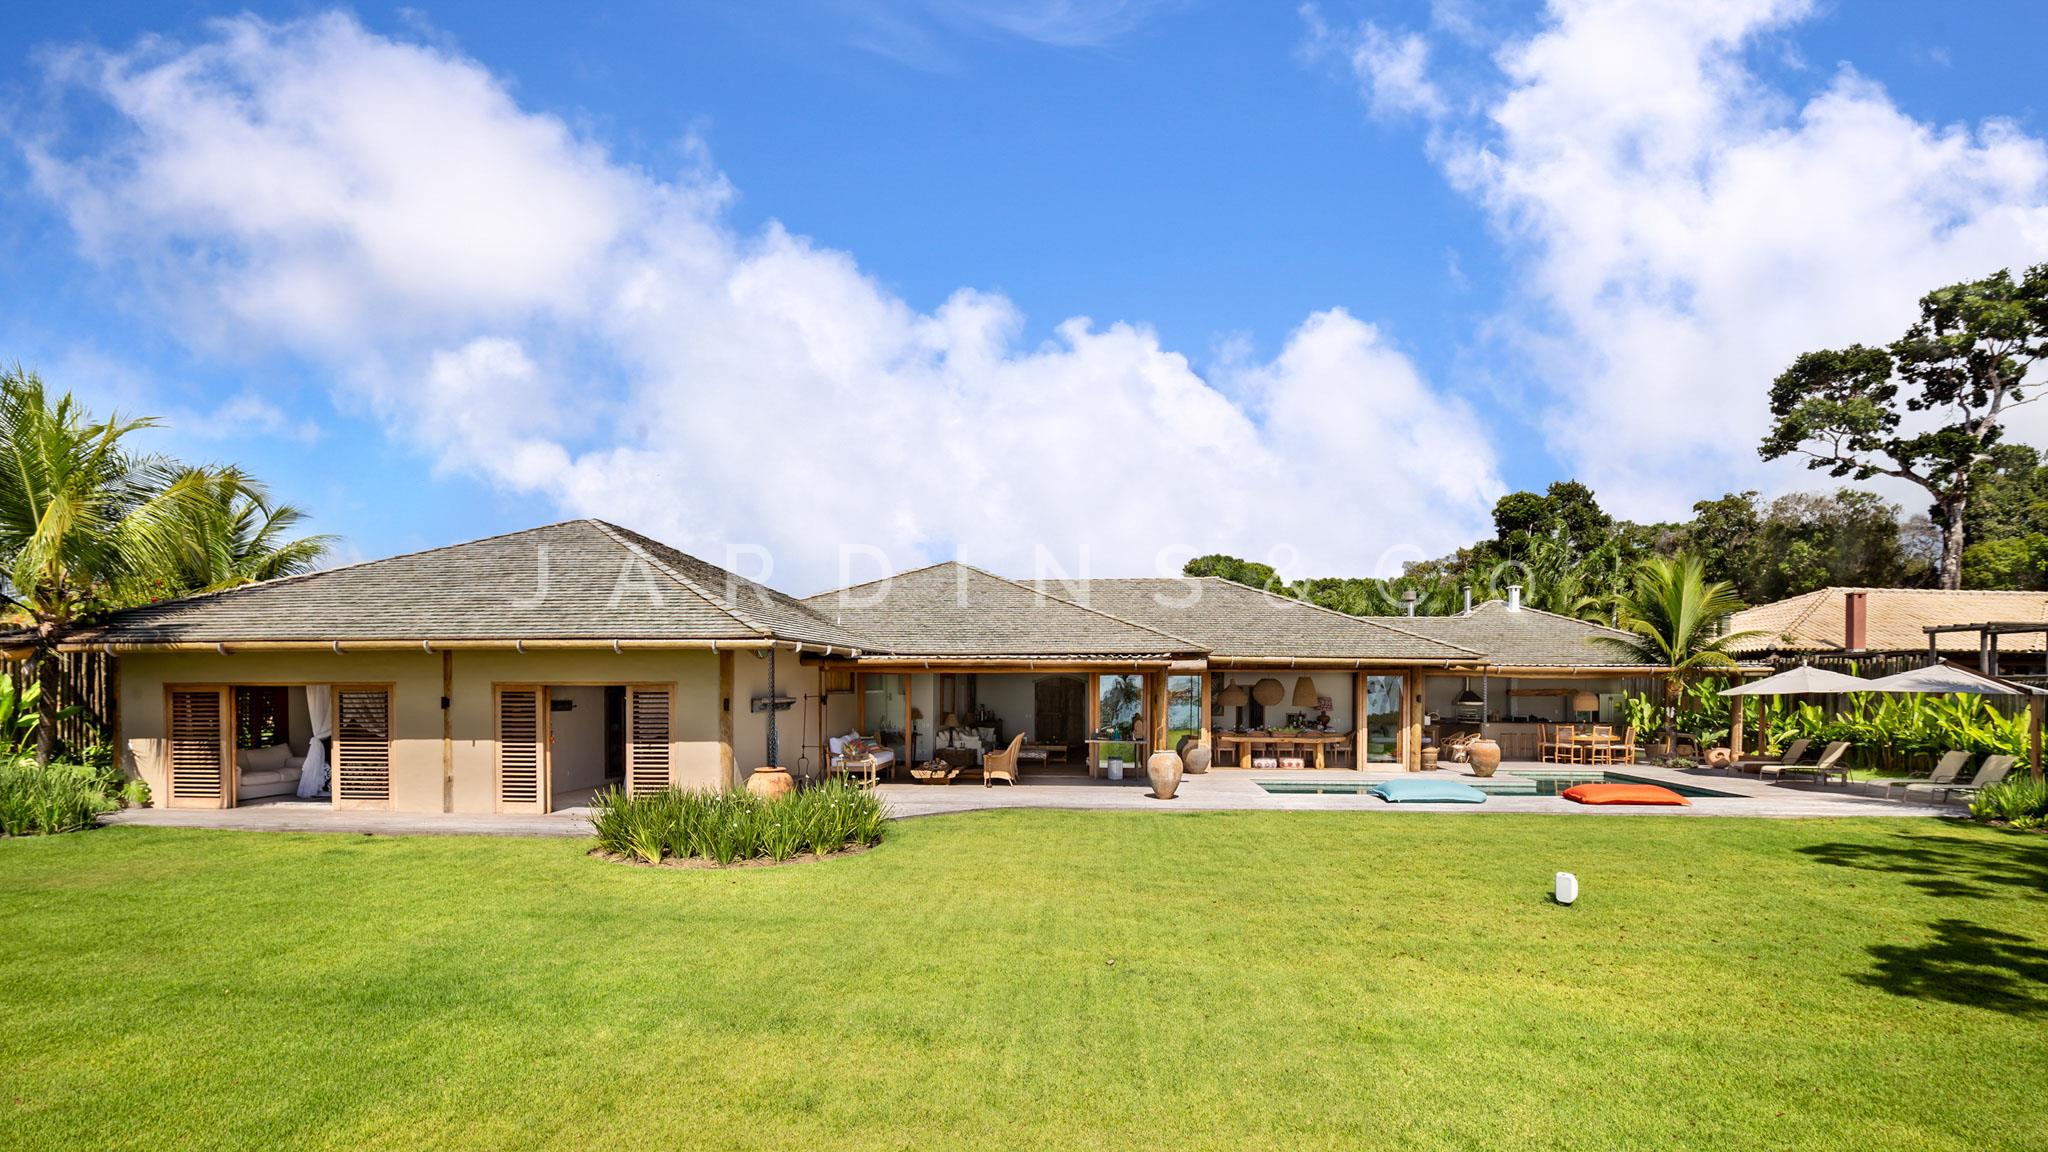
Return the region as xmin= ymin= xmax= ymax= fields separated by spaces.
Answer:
xmin=1365 ymin=600 xmax=1652 ymax=668
xmin=1073 ymin=578 xmax=1480 ymax=662
xmin=801 ymin=562 xmax=1198 ymax=657
xmin=69 ymin=520 xmax=869 ymax=648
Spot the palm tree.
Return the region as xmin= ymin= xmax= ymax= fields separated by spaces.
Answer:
xmin=120 ymin=467 xmax=333 ymax=601
xmin=0 ymin=368 xmax=324 ymax=760
xmin=1594 ymin=554 xmax=1765 ymax=752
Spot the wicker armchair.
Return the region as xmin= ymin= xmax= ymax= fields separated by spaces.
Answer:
xmin=983 ymin=733 xmax=1026 ymax=788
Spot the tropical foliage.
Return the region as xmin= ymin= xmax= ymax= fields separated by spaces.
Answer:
xmin=1777 ymin=692 xmax=2035 ymax=775
xmin=1595 ymin=556 xmax=1760 ymax=747
xmin=1970 ymin=775 xmax=2047 ymax=829
xmin=589 ymin=779 xmax=886 ymax=865
xmin=0 ymin=756 xmax=144 ymax=836
xmin=0 ymin=367 xmax=330 ymax=759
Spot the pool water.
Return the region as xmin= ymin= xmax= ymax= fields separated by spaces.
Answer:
xmin=1256 ymin=771 xmax=1737 ymax=798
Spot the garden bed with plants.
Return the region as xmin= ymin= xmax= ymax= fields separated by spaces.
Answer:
xmin=589 ymin=778 xmax=887 ymax=866
xmin=0 ymin=756 xmax=146 ymax=837
xmin=1969 ymin=776 xmax=2048 ymax=831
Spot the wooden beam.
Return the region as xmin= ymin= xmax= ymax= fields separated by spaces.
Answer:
xmin=1403 ymin=672 xmax=1421 ymax=773
xmin=441 ymin=649 xmax=454 ymax=813
xmin=1353 ymin=672 xmax=1368 ymax=770
xmin=2032 ymin=696 xmax=2044 ymax=783
xmin=718 ymin=650 xmax=735 ymax=790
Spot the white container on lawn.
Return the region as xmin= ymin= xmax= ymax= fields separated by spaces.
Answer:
xmin=1554 ymin=872 xmax=1579 ymax=905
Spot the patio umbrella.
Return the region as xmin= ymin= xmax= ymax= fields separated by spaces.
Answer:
xmin=1718 ymin=664 xmax=1870 ymax=759
xmin=1860 ymin=662 xmax=2047 ymax=781
xmin=1718 ymin=665 xmax=1871 ymax=696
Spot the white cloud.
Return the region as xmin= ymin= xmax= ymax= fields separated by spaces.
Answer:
xmin=1320 ymin=0 xmax=2048 ymax=520
xmin=1302 ymin=7 xmax=1448 ymax=121
xmin=23 ymin=12 xmax=1501 ymax=590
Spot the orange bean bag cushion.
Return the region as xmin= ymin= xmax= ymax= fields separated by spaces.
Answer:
xmin=1560 ymin=782 xmax=1691 ymax=806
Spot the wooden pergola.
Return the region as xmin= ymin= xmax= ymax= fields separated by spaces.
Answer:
xmin=1921 ymin=622 xmax=2048 ymax=781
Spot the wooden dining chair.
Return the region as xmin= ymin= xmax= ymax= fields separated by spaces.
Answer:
xmin=1587 ymin=724 xmax=1615 ymax=766
xmin=1546 ymin=724 xmax=1578 ymax=765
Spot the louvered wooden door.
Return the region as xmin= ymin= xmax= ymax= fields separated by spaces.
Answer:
xmin=332 ymin=686 xmax=394 ymax=810
xmin=625 ymin=685 xmax=673 ymax=796
xmin=496 ymin=687 xmax=547 ymax=813
xmin=167 ymin=688 xmax=232 ymax=809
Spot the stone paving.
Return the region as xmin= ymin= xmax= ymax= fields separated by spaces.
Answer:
xmin=874 ymin=762 xmax=1962 ymax=819
xmin=100 ymin=761 xmax=1960 ymax=836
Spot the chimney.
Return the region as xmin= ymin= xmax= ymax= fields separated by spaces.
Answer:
xmin=1507 ymin=584 xmax=1522 ymax=613
xmin=1463 ymin=587 xmax=1473 ymax=615
xmin=1844 ymin=590 xmax=1868 ymax=652
xmin=1402 ymin=587 xmax=1418 ymax=617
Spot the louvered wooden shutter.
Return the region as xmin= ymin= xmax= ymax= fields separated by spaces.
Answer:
xmin=496 ymin=687 xmax=545 ymax=813
xmin=626 ymin=686 xmax=673 ymax=795
xmin=333 ymin=688 xmax=393 ymax=809
xmin=168 ymin=688 xmax=230 ymax=809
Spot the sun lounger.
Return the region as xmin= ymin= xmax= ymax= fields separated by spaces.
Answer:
xmin=1875 ymin=751 xmax=1971 ymax=799
xmin=1909 ymin=754 xmax=2016 ymax=804
xmin=1730 ymin=738 xmax=1810 ymax=777
xmin=1765 ymin=740 xmax=1847 ymax=784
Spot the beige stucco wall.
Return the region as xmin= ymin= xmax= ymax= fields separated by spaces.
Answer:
xmin=118 ymin=648 xmax=727 ymax=813
xmin=729 ymin=647 xmax=822 ymax=783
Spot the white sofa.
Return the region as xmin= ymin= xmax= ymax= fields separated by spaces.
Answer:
xmin=827 ymin=733 xmax=897 ymax=781
xmin=236 ymin=744 xmax=308 ymax=800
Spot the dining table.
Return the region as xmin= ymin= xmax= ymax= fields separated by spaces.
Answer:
xmin=1214 ymin=730 xmax=1353 ymax=770
xmin=1084 ymin=737 xmax=1149 ymax=778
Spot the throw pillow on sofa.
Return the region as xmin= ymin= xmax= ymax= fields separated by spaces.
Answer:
xmin=241 ymin=744 xmax=292 ymax=773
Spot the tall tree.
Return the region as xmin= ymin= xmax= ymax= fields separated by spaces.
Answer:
xmin=1594 ymin=555 xmax=1762 ymax=751
xmin=1762 ymin=265 xmax=2047 ymax=588
xmin=0 ymin=369 xmax=327 ymax=760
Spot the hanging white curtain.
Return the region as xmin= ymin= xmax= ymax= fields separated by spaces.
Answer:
xmin=297 ymin=685 xmax=333 ymax=797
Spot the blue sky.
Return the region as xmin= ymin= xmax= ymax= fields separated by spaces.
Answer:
xmin=2 ymin=1 xmax=2046 ymax=589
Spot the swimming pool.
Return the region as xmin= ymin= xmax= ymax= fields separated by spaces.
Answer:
xmin=1256 ymin=771 xmax=1738 ymax=798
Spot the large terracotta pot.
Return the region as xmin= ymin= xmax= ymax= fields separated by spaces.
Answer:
xmin=1466 ymin=738 xmax=1502 ymax=778
xmin=745 ymin=767 xmax=795 ymax=799
xmin=1182 ymin=743 xmax=1212 ymax=775
xmin=1146 ymin=751 xmax=1185 ymax=800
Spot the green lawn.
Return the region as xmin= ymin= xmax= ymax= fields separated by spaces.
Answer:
xmin=4 ymin=814 xmax=2046 ymax=1151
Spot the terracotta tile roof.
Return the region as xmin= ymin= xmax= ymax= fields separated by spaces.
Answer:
xmin=1363 ymin=600 xmax=1654 ymax=668
xmin=68 ymin=520 xmax=869 ymax=649
xmin=801 ymin=563 xmax=1199 ymax=658
xmin=1070 ymin=578 xmax=1479 ymax=662
xmin=1728 ymin=587 xmax=2048 ymax=654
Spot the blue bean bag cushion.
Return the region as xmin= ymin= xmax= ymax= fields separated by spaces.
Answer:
xmin=1368 ymin=778 xmax=1488 ymax=804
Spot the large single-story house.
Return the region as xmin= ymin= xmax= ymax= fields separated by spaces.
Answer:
xmin=60 ymin=520 xmax=1663 ymax=813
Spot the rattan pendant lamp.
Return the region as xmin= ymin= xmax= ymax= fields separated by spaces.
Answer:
xmin=1291 ymin=676 xmax=1319 ymax=708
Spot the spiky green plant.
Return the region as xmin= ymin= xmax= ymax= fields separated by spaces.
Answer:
xmin=589 ymin=779 xmax=886 ymax=866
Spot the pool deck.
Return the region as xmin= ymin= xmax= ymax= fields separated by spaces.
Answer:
xmin=99 ymin=761 xmax=1960 ymax=836
xmin=874 ymin=761 xmax=1961 ymax=819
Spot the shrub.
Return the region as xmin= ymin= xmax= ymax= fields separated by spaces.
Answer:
xmin=1970 ymin=775 xmax=2048 ymax=828
xmin=590 ymin=778 xmax=886 ymax=866
xmin=0 ymin=759 xmax=125 ymax=836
